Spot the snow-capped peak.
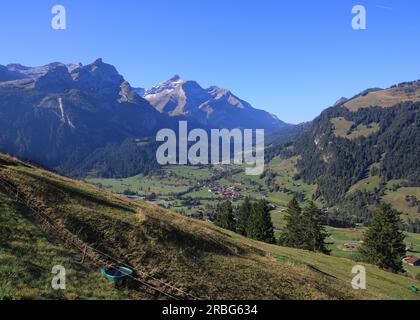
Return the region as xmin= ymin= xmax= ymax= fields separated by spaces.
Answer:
xmin=144 ymin=75 xmax=187 ymax=96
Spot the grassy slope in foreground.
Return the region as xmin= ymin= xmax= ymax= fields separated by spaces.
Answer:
xmin=0 ymin=153 xmax=419 ymax=300
xmin=0 ymin=192 xmax=146 ymax=300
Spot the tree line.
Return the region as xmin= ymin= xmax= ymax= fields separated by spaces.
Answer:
xmin=214 ymin=197 xmax=408 ymax=273
xmin=214 ymin=198 xmax=275 ymax=244
xmin=214 ymin=197 xmax=331 ymax=253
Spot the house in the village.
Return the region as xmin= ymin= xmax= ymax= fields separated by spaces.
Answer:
xmin=402 ymin=256 xmax=420 ymax=267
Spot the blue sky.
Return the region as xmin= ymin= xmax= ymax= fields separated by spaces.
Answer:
xmin=0 ymin=0 xmax=419 ymax=123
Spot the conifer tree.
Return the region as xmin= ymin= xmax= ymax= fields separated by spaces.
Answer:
xmin=215 ymin=201 xmax=236 ymax=231
xmin=360 ymin=204 xmax=406 ymax=273
xmin=248 ymin=200 xmax=275 ymax=244
xmin=300 ymin=201 xmax=330 ymax=254
xmin=279 ymin=198 xmax=303 ymax=248
xmin=236 ymin=197 xmax=252 ymax=236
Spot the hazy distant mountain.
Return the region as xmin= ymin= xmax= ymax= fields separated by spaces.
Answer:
xmin=137 ymin=75 xmax=288 ymax=130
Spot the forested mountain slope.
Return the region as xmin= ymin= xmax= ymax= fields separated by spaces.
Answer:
xmin=279 ymin=81 xmax=420 ymax=229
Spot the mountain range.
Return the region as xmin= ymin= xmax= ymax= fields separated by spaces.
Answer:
xmin=1 ymin=58 xmax=419 ymax=230
xmin=0 ymin=59 xmax=288 ymax=177
xmin=136 ymin=75 xmax=284 ymax=130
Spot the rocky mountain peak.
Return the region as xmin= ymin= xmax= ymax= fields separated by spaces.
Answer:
xmin=118 ymin=81 xmax=143 ymax=104
xmin=169 ymin=74 xmax=181 ymax=82
xmin=94 ymin=58 xmax=104 ymax=65
xmin=71 ymin=59 xmax=125 ymax=96
xmin=34 ymin=64 xmax=73 ymax=92
xmin=141 ymin=76 xmax=285 ymax=129
xmin=0 ymin=65 xmax=28 ymax=82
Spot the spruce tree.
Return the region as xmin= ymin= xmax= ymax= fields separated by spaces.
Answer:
xmin=360 ymin=204 xmax=406 ymax=273
xmin=215 ymin=201 xmax=236 ymax=232
xmin=301 ymin=202 xmax=330 ymax=254
xmin=248 ymin=200 xmax=275 ymax=244
xmin=279 ymin=198 xmax=303 ymax=248
xmin=236 ymin=197 xmax=252 ymax=236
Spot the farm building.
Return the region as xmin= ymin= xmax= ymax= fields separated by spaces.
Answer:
xmin=402 ymin=256 xmax=420 ymax=267
xmin=343 ymin=243 xmax=357 ymax=251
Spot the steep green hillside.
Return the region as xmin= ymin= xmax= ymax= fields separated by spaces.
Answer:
xmin=289 ymin=81 xmax=420 ymax=229
xmin=233 ymin=233 xmax=420 ymax=300
xmin=1 ymin=153 xmax=419 ymax=300
xmin=270 ymin=210 xmax=420 ymax=280
xmin=0 ymin=191 xmax=143 ymax=300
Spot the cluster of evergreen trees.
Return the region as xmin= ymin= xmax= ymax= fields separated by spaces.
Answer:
xmin=278 ymin=198 xmax=330 ymax=254
xmin=214 ymin=198 xmax=275 ymax=244
xmin=278 ymin=200 xmax=407 ymax=273
xmin=214 ymin=197 xmax=331 ymax=252
xmin=214 ymin=197 xmax=408 ymax=274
